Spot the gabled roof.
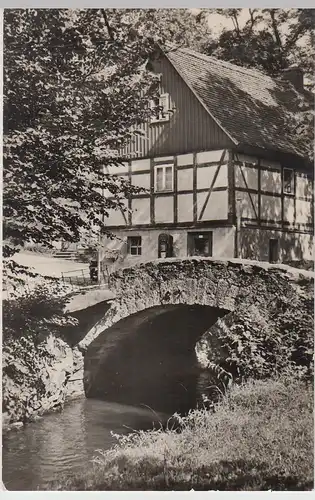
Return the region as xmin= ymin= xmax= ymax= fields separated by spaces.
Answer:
xmin=165 ymin=47 xmax=313 ymax=159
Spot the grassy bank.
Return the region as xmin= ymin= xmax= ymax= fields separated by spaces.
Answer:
xmin=48 ymin=375 xmax=314 ymax=491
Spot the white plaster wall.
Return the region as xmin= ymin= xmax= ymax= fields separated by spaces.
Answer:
xmin=240 ymin=228 xmax=313 ymax=262
xmin=260 ymin=169 xmax=282 ymax=194
xmin=283 ymin=198 xmax=295 ymax=223
xmin=296 ymin=200 xmax=312 ymax=224
xmin=131 ymin=198 xmax=150 ymax=225
xmin=154 ymin=196 xmax=174 ymax=223
xmin=131 ymin=173 xmax=150 ymax=190
xmin=235 ymin=165 xmax=258 ymax=190
xmin=197 ymin=164 xmax=227 ymax=190
xmin=236 ymin=191 xmax=258 ymax=219
xmin=177 ymin=168 xmax=193 ymax=191
xmin=177 ymin=193 xmax=194 ymax=222
xmin=196 ymin=150 xmax=225 ymax=164
xmin=296 ymin=174 xmax=313 ymax=199
xmin=197 ymin=190 xmax=228 ymax=221
xmin=107 ymin=202 xmax=128 ymax=226
xmin=260 ymin=194 xmax=282 ymax=221
xmin=131 ymin=158 xmax=151 ymax=171
xmin=177 ymin=153 xmax=193 ymax=166
xmin=102 ymin=226 xmax=236 ymax=269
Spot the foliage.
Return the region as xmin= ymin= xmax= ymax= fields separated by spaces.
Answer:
xmin=210 ymin=297 xmax=314 ymax=382
xmin=3 ymin=9 xmax=162 ymax=259
xmin=4 ymin=8 xmax=313 ymax=266
xmin=3 ymin=336 xmax=53 ymax=419
xmin=2 ymin=282 xmax=77 ymax=423
xmin=204 ymin=9 xmax=315 ymax=82
xmin=120 ymin=9 xmax=212 ymax=51
xmin=3 ymin=281 xmax=76 ymax=344
xmin=45 ymin=376 xmax=314 ymax=490
xmin=202 ymin=8 xmax=314 ymax=162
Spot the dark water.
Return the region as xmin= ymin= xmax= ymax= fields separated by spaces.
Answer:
xmin=2 ymin=304 xmax=225 ymax=491
xmin=2 ymin=398 xmax=169 ymax=491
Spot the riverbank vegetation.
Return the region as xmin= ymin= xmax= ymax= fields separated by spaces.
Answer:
xmin=2 ymin=283 xmax=77 ymax=427
xmin=48 ymin=374 xmax=313 ymax=491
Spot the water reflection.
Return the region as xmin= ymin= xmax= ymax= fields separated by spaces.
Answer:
xmin=2 ymin=398 xmax=167 ymax=491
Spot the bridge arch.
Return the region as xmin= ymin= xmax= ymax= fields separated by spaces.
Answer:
xmin=68 ymin=257 xmax=313 ymax=409
xmin=83 ymin=302 xmax=229 ymax=413
xmin=78 ymin=257 xmax=305 ymax=354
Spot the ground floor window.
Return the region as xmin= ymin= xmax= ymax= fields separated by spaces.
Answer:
xmin=127 ymin=236 xmax=142 ymax=256
xmin=188 ymin=232 xmax=213 ymax=257
xmin=269 ymin=238 xmax=279 ymax=263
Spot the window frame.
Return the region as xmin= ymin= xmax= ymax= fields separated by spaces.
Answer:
xmin=283 ymin=168 xmax=295 ymax=195
xmin=150 ymin=93 xmax=171 ymax=123
xmin=188 ymin=231 xmax=213 ymax=257
xmin=154 ymin=164 xmax=174 ymax=193
xmin=127 ymin=236 xmax=142 ymax=256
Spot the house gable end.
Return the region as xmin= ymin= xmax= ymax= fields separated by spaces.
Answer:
xmin=121 ymin=54 xmax=234 ymax=159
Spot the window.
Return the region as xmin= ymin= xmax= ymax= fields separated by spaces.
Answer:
xmin=155 ymin=164 xmax=174 ymax=192
xmin=188 ymin=232 xmax=213 ymax=257
xmin=150 ymin=93 xmax=170 ymax=123
xmin=127 ymin=236 xmax=142 ymax=256
xmin=283 ymin=168 xmax=294 ymax=194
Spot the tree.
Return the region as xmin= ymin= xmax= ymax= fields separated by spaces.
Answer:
xmin=3 ymin=8 xmax=163 ymax=259
xmin=203 ymin=9 xmax=315 ymax=85
xmin=201 ymin=8 xmax=314 ymax=162
xmin=122 ymin=8 xmax=212 ymax=51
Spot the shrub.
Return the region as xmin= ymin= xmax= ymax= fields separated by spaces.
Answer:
xmin=3 ymin=281 xmax=75 ymax=343
xmin=206 ymin=293 xmax=314 ymax=383
xmin=2 ymin=282 xmax=78 ymax=423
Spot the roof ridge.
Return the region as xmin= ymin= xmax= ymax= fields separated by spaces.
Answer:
xmin=176 ymin=47 xmax=274 ymax=83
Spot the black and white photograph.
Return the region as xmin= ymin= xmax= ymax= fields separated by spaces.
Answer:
xmin=1 ymin=6 xmax=314 ymax=492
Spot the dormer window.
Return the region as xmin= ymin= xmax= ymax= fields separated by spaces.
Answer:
xmin=150 ymin=93 xmax=171 ymax=123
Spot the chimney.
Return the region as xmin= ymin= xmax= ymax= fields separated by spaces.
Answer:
xmin=281 ymin=65 xmax=304 ymax=92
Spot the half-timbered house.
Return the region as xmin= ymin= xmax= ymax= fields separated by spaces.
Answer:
xmin=100 ymin=47 xmax=314 ymax=268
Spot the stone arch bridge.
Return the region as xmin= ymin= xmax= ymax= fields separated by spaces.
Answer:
xmin=64 ymin=258 xmax=313 ymax=408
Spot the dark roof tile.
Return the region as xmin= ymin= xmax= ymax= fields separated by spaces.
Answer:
xmin=166 ymin=47 xmax=313 ymax=158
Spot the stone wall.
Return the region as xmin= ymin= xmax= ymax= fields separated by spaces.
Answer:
xmin=2 ymin=335 xmax=84 ymax=431
xmin=79 ymin=257 xmax=313 ymax=352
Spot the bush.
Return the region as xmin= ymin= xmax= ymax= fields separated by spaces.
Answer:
xmin=2 ymin=282 xmax=78 ymax=423
xmin=3 ymin=281 xmax=75 ymax=343
xmin=205 ymin=294 xmax=314 ymax=383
